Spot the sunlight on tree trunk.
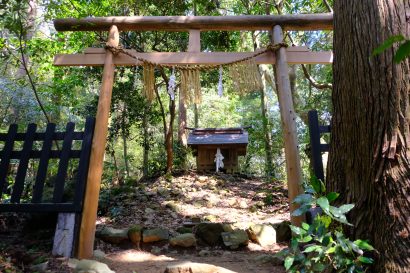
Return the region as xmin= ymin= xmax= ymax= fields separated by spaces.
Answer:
xmin=328 ymin=1 xmax=410 ymax=272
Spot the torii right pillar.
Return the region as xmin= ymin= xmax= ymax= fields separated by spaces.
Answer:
xmin=272 ymin=25 xmax=304 ymax=226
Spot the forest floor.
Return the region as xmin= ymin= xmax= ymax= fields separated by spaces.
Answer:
xmin=0 ymin=172 xmax=290 ymax=273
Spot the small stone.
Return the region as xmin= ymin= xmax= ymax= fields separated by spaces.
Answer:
xmin=176 ymin=227 xmax=193 ymax=234
xmin=228 ymin=199 xmax=237 ymax=206
xmin=165 ymin=201 xmax=183 ymax=213
xmin=128 ymin=225 xmax=143 ymax=246
xmin=239 ymin=200 xmax=248 ymax=209
xmin=194 ymin=223 xmax=224 ymax=246
xmin=222 ymin=224 xmax=235 ymax=232
xmin=75 ymin=259 xmax=115 ymax=273
xmin=30 ymin=261 xmax=48 ymax=272
xmin=145 ymin=208 xmax=155 ymax=214
xmin=203 ymin=214 xmax=218 ymax=222
xmin=169 ymin=233 xmax=196 ymax=248
xmin=164 ymin=261 xmax=234 ymax=273
xmin=253 ymin=254 xmax=283 ymax=266
xmin=221 ymin=230 xmax=249 ymax=249
xmin=68 ymin=258 xmax=79 ymax=269
xmin=198 ymin=250 xmax=211 ymax=257
xmin=151 ymin=246 xmax=162 ymax=255
xmin=272 ymin=221 xmax=291 ymax=242
xmin=144 ymin=191 xmax=156 ymax=196
xmin=143 ymin=228 xmax=169 ymax=243
xmin=197 ymin=176 xmax=208 ymax=182
xmin=93 ymin=250 xmax=106 ymax=259
xmin=97 ymin=226 xmax=129 ymax=244
xmin=157 ymin=187 xmax=169 ymax=196
xmin=247 ymin=224 xmax=276 ymax=247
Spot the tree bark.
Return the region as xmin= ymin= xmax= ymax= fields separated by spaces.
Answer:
xmin=259 ymin=65 xmax=275 ymax=176
xmin=166 ymin=98 xmax=175 ymax=172
xmin=121 ymin=103 xmax=130 ymax=178
xmin=142 ymin=107 xmax=149 ymax=177
xmin=327 ymin=1 xmax=410 ymax=272
xmin=194 ymin=103 xmax=199 ymax=128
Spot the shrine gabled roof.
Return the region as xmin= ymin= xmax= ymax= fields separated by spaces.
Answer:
xmin=187 ymin=128 xmax=249 ymax=145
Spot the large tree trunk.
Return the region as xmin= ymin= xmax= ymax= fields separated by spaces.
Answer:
xmin=327 ymin=1 xmax=410 ymax=272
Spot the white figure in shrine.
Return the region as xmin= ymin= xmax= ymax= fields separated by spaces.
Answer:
xmin=214 ymin=148 xmax=224 ymax=172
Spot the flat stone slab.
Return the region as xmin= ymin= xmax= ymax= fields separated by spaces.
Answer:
xmin=164 ymin=261 xmax=236 ymax=273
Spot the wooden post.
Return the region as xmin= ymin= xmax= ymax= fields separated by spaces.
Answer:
xmin=272 ymin=25 xmax=304 ymax=226
xmin=77 ymin=25 xmax=119 ymax=259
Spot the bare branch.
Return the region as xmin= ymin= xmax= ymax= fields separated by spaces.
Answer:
xmin=323 ymin=0 xmax=333 ymax=13
xmin=17 ymin=10 xmax=51 ymax=124
xmin=301 ymin=64 xmax=332 ymax=90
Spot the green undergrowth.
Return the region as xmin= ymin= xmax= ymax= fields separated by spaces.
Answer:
xmin=277 ymin=177 xmax=375 ymax=273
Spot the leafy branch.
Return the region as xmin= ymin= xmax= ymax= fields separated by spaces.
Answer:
xmin=373 ymin=35 xmax=410 ymax=63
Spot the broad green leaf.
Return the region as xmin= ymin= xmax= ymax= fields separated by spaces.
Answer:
xmin=358 ymin=256 xmax=374 ymax=264
xmin=354 ymin=240 xmax=375 ymax=251
xmin=290 ymin=225 xmax=304 ymax=235
xmin=291 ymin=238 xmax=299 ymax=250
xmin=312 ymin=263 xmax=327 ymax=271
xmin=394 ymin=40 xmax=410 ymax=63
xmin=326 ymin=192 xmax=339 ymax=202
xmin=316 ymin=197 xmax=330 ymax=212
xmin=303 ymin=245 xmax=321 ymax=253
xmin=293 ymin=193 xmax=313 ymax=204
xmin=299 ymin=235 xmax=313 ymax=243
xmin=284 ymin=256 xmax=295 ymax=270
xmin=373 ymin=35 xmax=405 ymax=55
xmin=302 ymin=222 xmax=310 ymax=230
xmin=292 ymin=205 xmax=311 ymax=216
xmin=310 ymin=176 xmax=325 ymax=194
xmin=325 ymin=246 xmax=336 ymax=254
xmin=338 ymin=204 xmax=355 ymax=214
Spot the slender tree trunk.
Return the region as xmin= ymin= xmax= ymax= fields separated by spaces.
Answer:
xmin=122 ymin=131 xmax=130 ymax=178
xmin=327 ymin=1 xmax=410 ymax=272
xmin=121 ymin=103 xmax=130 ymax=178
xmin=177 ymin=88 xmax=188 ymax=169
xmin=142 ymin=108 xmax=149 ymax=177
xmin=194 ymin=103 xmax=199 ymax=128
xmin=259 ymin=65 xmax=275 ymax=176
xmin=252 ymin=30 xmax=275 ymax=177
xmin=166 ymin=99 xmax=175 ymax=172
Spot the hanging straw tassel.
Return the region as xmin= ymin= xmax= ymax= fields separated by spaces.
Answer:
xmin=180 ymin=70 xmax=189 ymax=105
xmin=180 ymin=68 xmax=201 ymax=105
xmin=193 ymin=69 xmax=202 ymax=104
xmin=229 ymin=58 xmax=262 ymax=94
xmin=142 ymin=62 xmax=155 ymax=101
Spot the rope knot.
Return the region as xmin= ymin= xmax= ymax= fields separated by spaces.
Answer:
xmin=105 ymin=44 xmax=122 ymax=55
xmin=267 ymin=42 xmax=288 ymax=52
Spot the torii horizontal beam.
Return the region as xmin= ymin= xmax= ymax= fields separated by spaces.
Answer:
xmin=54 ymin=13 xmax=333 ymax=32
xmin=54 ymin=46 xmax=333 ymax=66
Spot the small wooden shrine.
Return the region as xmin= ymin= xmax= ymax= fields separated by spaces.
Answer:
xmin=187 ymin=128 xmax=249 ymax=173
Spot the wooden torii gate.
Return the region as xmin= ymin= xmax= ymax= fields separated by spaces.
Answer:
xmin=53 ymin=13 xmax=333 ymax=258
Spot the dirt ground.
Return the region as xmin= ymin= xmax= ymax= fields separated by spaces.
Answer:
xmin=94 ymin=172 xmax=289 ymax=273
xmin=0 ymin=172 xmax=290 ymax=273
xmin=103 ymin=248 xmax=286 ymax=273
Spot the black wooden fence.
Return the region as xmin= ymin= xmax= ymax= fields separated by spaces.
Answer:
xmin=0 ymin=118 xmax=95 ymax=213
xmin=308 ymin=110 xmax=330 ymax=182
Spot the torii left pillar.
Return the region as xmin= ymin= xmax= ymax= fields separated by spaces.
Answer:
xmin=78 ymin=25 xmax=119 ymax=259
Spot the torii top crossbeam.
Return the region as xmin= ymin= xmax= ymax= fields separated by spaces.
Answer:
xmin=54 ymin=13 xmax=333 ymax=32
xmin=52 ymin=14 xmax=333 ymax=260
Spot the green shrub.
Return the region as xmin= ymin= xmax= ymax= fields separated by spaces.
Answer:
xmin=277 ymin=177 xmax=375 ymax=273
